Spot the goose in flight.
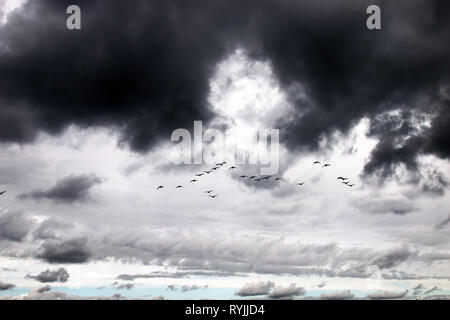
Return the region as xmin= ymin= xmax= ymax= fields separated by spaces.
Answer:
xmin=204 ymin=170 xmax=212 ymax=174
xmin=205 ymin=190 xmax=213 ymax=194
xmin=195 ymin=173 xmax=205 ymax=177
xmin=239 ymin=175 xmax=248 ymax=179
xmin=248 ymin=176 xmax=257 ymax=180
xmin=0 ymin=191 xmax=6 ymax=195
xmin=274 ymin=177 xmax=281 ymax=181
xmin=342 ymin=181 xmax=349 ymax=185
xmin=156 ymin=186 xmax=164 ymax=190
xmin=189 ymin=179 xmax=198 ymax=183
xmin=322 ymin=163 xmax=331 ymax=167
xmin=229 ymin=166 xmax=237 ymax=170
xmin=337 ymin=177 xmax=348 ymax=180
xmin=209 ymin=194 xmax=218 ymax=199
xmin=348 ymin=184 xmax=355 ymax=187
xmin=297 ymin=182 xmax=305 ymax=186
xmin=313 ymin=161 xmax=321 ymax=165
xmin=175 ymin=185 xmax=183 ymax=189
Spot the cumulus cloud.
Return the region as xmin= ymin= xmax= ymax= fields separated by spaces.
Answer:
xmin=367 ymin=290 xmax=408 ymax=300
xmin=0 ymin=281 xmax=15 ymax=291
xmin=235 ymin=281 xmax=275 ymax=297
xmin=267 ymin=283 xmax=305 ymax=299
xmin=19 ymin=174 xmax=101 ymax=203
xmin=26 ymin=268 xmax=70 ymax=283
xmin=320 ymin=290 xmax=354 ymax=300
xmin=37 ymin=238 xmax=91 ymax=264
xmin=0 ymin=210 xmax=34 ymax=242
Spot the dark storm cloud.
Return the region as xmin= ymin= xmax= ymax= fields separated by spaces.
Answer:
xmin=26 ymin=268 xmax=70 ymax=283
xmin=0 ymin=210 xmax=34 ymax=242
xmin=19 ymin=174 xmax=101 ymax=203
xmin=0 ymin=0 xmax=448 ymax=185
xmin=0 ymin=0 xmax=235 ymax=151
xmin=37 ymin=238 xmax=91 ymax=263
xmin=0 ymin=281 xmax=15 ymax=291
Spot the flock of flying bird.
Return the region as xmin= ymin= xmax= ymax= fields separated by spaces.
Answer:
xmin=0 ymin=161 xmax=356 ymax=201
xmin=156 ymin=160 xmax=356 ymax=198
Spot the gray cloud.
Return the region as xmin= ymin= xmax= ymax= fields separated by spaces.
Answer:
xmin=27 ymin=268 xmax=70 ymax=283
xmin=32 ymin=218 xmax=75 ymax=240
xmin=424 ymin=286 xmax=441 ymax=295
xmin=235 ymin=281 xmax=275 ymax=297
xmin=320 ymin=290 xmax=354 ymax=300
xmin=267 ymin=283 xmax=305 ymax=299
xmin=367 ymin=290 xmax=409 ymax=300
xmin=117 ymin=271 xmax=238 ymax=281
xmin=116 ymin=283 xmax=135 ymax=290
xmin=0 ymin=210 xmax=34 ymax=242
xmin=434 ymin=215 xmax=450 ymax=230
xmin=0 ymin=281 xmax=15 ymax=291
xmin=37 ymin=238 xmax=91 ymax=264
xmin=370 ymin=246 xmax=415 ymax=269
xmin=353 ymin=198 xmax=418 ymax=215
xmin=37 ymin=285 xmax=52 ymax=293
xmin=19 ymin=174 xmax=101 ymax=203
xmin=166 ymin=284 xmax=208 ymax=292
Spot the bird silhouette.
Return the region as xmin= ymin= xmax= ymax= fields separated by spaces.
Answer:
xmin=342 ymin=181 xmax=349 ymax=185
xmin=175 ymin=185 xmax=183 ymax=189
xmin=204 ymin=170 xmax=212 ymax=174
xmin=195 ymin=173 xmax=204 ymax=177
xmin=209 ymin=195 xmax=218 ymax=199
xmin=248 ymin=176 xmax=257 ymax=180
xmin=205 ymin=190 xmax=213 ymax=194
xmin=337 ymin=177 xmax=348 ymax=180
xmin=274 ymin=177 xmax=281 ymax=181
xmin=313 ymin=161 xmax=321 ymax=165
xmin=156 ymin=186 xmax=164 ymax=190
xmin=190 ymin=179 xmax=198 ymax=183
xmin=348 ymin=184 xmax=355 ymax=187
xmin=322 ymin=163 xmax=331 ymax=167
xmin=239 ymin=175 xmax=248 ymax=179
xmin=229 ymin=166 xmax=237 ymax=170
xmin=0 ymin=191 xmax=6 ymax=195
xmin=297 ymin=182 xmax=305 ymax=186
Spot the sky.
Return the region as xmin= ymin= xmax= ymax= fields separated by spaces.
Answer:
xmin=0 ymin=0 xmax=449 ymax=300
